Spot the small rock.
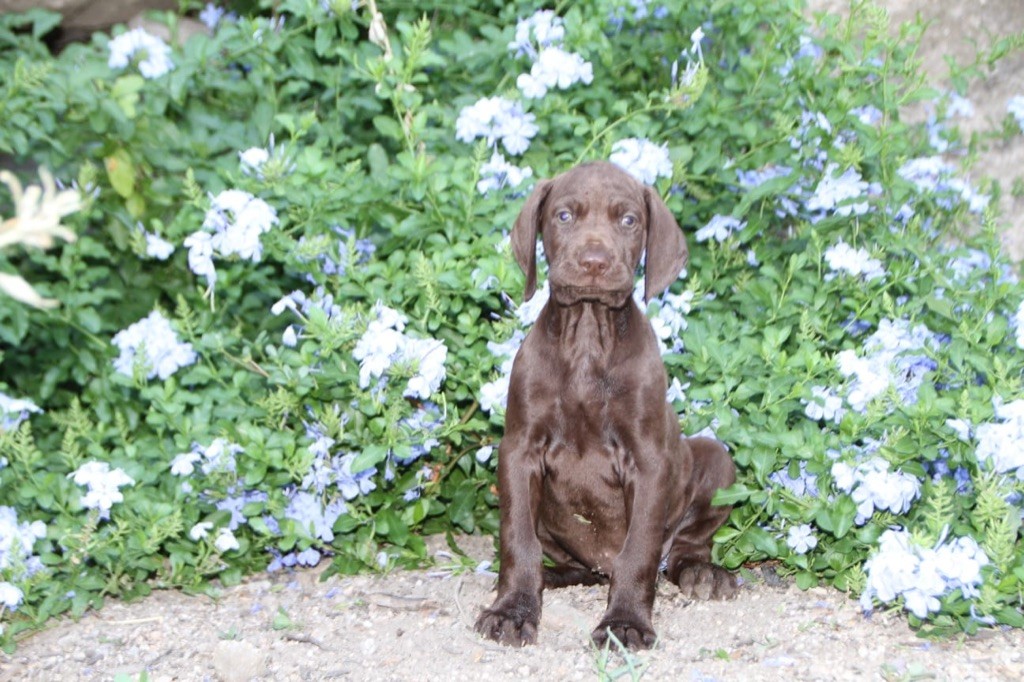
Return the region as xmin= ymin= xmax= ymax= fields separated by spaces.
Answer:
xmin=212 ymin=639 xmax=265 ymax=682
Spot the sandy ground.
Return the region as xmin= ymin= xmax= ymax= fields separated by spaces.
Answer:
xmin=3 ymin=2 xmax=1024 ymax=681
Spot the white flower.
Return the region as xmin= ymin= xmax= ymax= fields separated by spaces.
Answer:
xmin=0 ymin=392 xmax=42 ymax=431
xmin=111 ymin=310 xmax=197 ymax=380
xmin=832 ymin=457 xmax=920 ymax=525
xmin=475 ymin=446 xmax=493 ymax=463
xmin=214 ymin=528 xmax=240 ymax=552
xmin=170 ymin=452 xmax=201 ymax=476
xmin=517 ymin=47 xmax=593 ymax=99
xmin=144 ymin=232 xmax=175 ymax=260
xmin=352 ymin=302 xmax=448 ymax=398
xmin=239 ymin=147 xmax=270 ymax=176
xmin=824 ymin=241 xmax=885 ymax=281
xmin=282 ymin=325 xmax=298 ymax=347
xmin=70 ymin=461 xmax=135 ymax=518
xmin=609 ymin=138 xmax=673 ymax=185
xmin=189 ymin=521 xmax=213 ymax=540
xmin=0 ymin=581 xmax=23 ymax=609
xmin=455 ymin=97 xmax=539 ymax=156
xmin=107 ymin=28 xmax=174 ymax=79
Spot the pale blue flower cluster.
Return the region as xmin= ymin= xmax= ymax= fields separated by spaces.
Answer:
xmin=142 ymin=229 xmax=175 ymax=260
xmin=69 ymin=461 xmax=135 ymax=520
xmin=455 ymin=97 xmax=538 ymax=156
xmin=507 ymin=9 xmax=565 ymax=58
xmin=107 ymin=28 xmax=174 ymax=79
xmin=836 ymin=318 xmax=938 ymax=413
xmin=185 ymin=189 xmax=279 ymax=288
xmin=111 ymin=310 xmax=197 ymax=380
xmin=695 ymin=215 xmax=745 ymax=243
xmin=802 ymin=385 xmax=845 ymax=424
xmin=352 ymin=302 xmax=448 ymax=400
xmin=607 ymin=0 xmax=670 ymax=31
xmin=0 ymin=392 xmax=41 ymax=431
xmin=477 ymin=151 xmax=533 ymax=196
xmin=898 ymin=156 xmax=989 ymax=214
xmin=1009 ymin=95 xmax=1024 ymax=131
xmin=0 ymin=506 xmax=46 ymax=600
xmin=517 ymin=47 xmax=594 ymax=99
xmin=861 ymin=528 xmax=988 ymax=619
xmin=925 ymin=92 xmax=974 ymax=153
xmin=769 ymin=461 xmax=819 ymax=498
xmin=824 ymin=241 xmax=885 ymax=281
xmin=831 ymin=456 xmax=920 ymax=525
xmin=639 ymin=286 xmax=693 ymax=355
xmin=805 ymin=163 xmax=877 ymax=221
xmin=970 ymin=398 xmax=1024 ymax=479
xmin=171 ymin=438 xmax=243 ymax=477
xmin=609 ymin=138 xmax=673 ymax=185
xmin=509 ymin=11 xmax=592 ymax=99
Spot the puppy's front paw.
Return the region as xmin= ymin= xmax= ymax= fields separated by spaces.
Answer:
xmin=591 ymin=617 xmax=657 ymax=651
xmin=674 ymin=561 xmax=738 ymax=600
xmin=474 ymin=592 xmax=540 ymax=647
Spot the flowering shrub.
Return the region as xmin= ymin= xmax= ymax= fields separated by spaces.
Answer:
xmin=1 ymin=0 xmax=1023 ymax=647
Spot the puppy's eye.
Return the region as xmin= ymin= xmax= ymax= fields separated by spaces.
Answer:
xmin=621 ymin=214 xmax=638 ymax=228
xmin=556 ymin=210 xmax=573 ymax=223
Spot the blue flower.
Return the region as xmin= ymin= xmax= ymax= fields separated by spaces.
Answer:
xmin=336 ymin=453 xmax=377 ymax=500
xmin=0 ymin=506 xmax=46 ymax=575
xmin=786 ymin=524 xmax=818 ymax=554
xmin=284 ymin=491 xmax=345 ymax=542
xmin=185 ymin=190 xmax=279 ymax=288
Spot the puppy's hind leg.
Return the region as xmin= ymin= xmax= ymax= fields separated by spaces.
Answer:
xmin=664 ymin=437 xmax=738 ymax=600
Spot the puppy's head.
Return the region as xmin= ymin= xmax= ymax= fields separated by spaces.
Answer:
xmin=510 ymin=161 xmax=688 ymax=306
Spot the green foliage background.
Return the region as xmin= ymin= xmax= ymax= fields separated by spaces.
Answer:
xmin=1 ymin=0 xmax=1023 ymax=646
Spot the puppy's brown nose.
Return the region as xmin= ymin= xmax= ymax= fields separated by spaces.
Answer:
xmin=578 ymin=243 xmax=611 ymax=275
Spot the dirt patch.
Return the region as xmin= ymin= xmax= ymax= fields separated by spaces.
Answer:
xmin=4 ymin=534 xmax=1023 ymax=681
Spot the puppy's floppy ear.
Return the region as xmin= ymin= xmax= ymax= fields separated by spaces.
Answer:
xmin=643 ymin=186 xmax=688 ymax=302
xmin=510 ymin=179 xmax=552 ymax=302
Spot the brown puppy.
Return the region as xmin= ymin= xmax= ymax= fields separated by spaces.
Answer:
xmin=475 ymin=162 xmax=737 ymax=650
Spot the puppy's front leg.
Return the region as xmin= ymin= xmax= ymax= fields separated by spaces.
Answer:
xmin=474 ymin=431 xmax=544 ymax=647
xmin=592 ymin=448 xmax=669 ymax=650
